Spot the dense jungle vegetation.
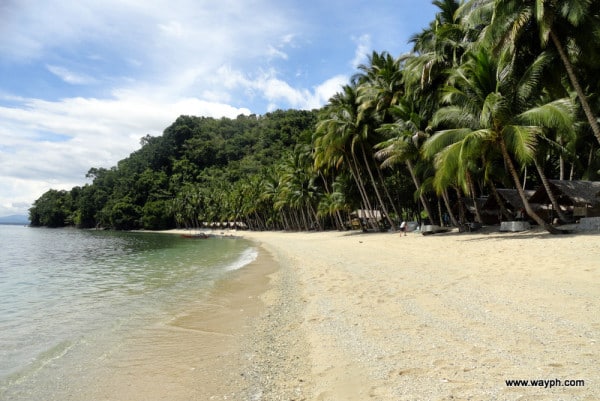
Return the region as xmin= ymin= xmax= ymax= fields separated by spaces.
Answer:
xmin=30 ymin=0 xmax=600 ymax=233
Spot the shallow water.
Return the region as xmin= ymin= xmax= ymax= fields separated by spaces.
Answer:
xmin=0 ymin=225 xmax=257 ymax=400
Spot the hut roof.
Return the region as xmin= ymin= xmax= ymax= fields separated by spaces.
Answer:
xmin=482 ymin=189 xmax=533 ymax=211
xmin=529 ymin=180 xmax=600 ymax=206
xmin=352 ymin=209 xmax=382 ymax=220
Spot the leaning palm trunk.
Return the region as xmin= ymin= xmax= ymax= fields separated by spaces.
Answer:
xmin=300 ymin=207 xmax=310 ymax=231
xmin=441 ymin=188 xmax=460 ymax=227
xmin=376 ymin=163 xmax=401 ymax=222
xmin=308 ymin=201 xmax=320 ymax=230
xmin=466 ymin=170 xmax=483 ymax=223
xmin=406 ymin=159 xmax=438 ymax=225
xmin=360 ymin=143 xmax=396 ymax=230
xmin=489 ymin=181 xmax=513 ymax=221
xmin=456 ymin=187 xmax=467 ymax=225
xmin=348 ymin=152 xmax=378 ymax=229
xmin=533 ymin=158 xmax=570 ymax=223
xmin=499 ymin=137 xmax=559 ymax=234
xmin=550 ymin=31 xmax=600 ymax=146
xmin=318 ymin=173 xmax=343 ymax=230
xmin=281 ymin=209 xmax=290 ymax=230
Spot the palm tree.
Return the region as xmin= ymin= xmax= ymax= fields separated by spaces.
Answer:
xmin=404 ymin=0 xmax=475 ymax=113
xmin=428 ymin=46 xmax=570 ymax=233
xmin=355 ymin=51 xmax=407 ymax=222
xmin=374 ymin=98 xmax=438 ymax=224
xmin=356 ymin=51 xmax=405 ymax=125
xmin=274 ymin=145 xmax=322 ymax=231
xmin=489 ymin=0 xmax=600 ymax=145
xmin=520 ymin=97 xmax=576 ymax=223
xmin=315 ymin=85 xmax=394 ymax=229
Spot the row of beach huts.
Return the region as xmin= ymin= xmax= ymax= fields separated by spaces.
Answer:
xmin=354 ymin=180 xmax=600 ymax=233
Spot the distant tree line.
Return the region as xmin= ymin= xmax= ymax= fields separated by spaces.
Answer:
xmin=31 ymin=0 xmax=600 ymax=234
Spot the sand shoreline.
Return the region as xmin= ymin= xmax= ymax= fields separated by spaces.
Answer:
xmin=157 ymin=228 xmax=599 ymax=400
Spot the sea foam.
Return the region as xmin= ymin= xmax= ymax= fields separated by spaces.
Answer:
xmin=224 ymin=247 xmax=258 ymax=271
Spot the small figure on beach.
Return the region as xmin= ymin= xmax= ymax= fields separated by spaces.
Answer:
xmin=400 ymin=220 xmax=407 ymax=236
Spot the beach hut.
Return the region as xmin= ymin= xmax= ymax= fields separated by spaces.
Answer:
xmin=528 ymin=180 xmax=600 ymax=221
xmin=449 ymin=196 xmax=489 ymax=227
xmin=480 ymin=189 xmax=535 ymax=224
xmin=350 ymin=209 xmax=383 ymax=230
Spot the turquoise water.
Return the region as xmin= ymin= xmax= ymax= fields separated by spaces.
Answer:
xmin=0 ymin=225 xmax=257 ymax=400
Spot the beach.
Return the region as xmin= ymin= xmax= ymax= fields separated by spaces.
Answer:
xmin=229 ymin=228 xmax=599 ymax=401
xmin=142 ymin=228 xmax=600 ymax=400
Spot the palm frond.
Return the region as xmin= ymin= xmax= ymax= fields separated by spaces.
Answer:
xmin=518 ymin=98 xmax=575 ymax=135
xmin=422 ymin=128 xmax=472 ymax=159
xmin=504 ymin=125 xmax=538 ymax=164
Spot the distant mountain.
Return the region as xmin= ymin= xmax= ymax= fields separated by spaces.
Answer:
xmin=0 ymin=214 xmax=30 ymax=225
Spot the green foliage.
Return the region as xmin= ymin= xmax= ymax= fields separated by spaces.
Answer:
xmin=109 ymin=198 xmax=141 ymax=230
xmin=29 ymin=189 xmax=71 ymax=228
xmin=30 ymin=110 xmax=320 ymax=230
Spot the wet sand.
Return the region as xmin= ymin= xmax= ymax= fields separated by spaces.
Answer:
xmin=72 ymin=248 xmax=278 ymax=401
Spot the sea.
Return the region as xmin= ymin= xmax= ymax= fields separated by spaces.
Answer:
xmin=0 ymin=225 xmax=258 ymax=400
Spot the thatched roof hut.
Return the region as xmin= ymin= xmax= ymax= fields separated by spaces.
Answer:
xmin=480 ymin=189 xmax=534 ymax=223
xmin=528 ymin=180 xmax=600 ymax=218
xmin=352 ymin=209 xmax=382 ymax=221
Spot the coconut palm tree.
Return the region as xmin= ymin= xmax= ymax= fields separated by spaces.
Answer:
xmin=315 ymin=85 xmax=394 ymax=229
xmin=374 ymin=98 xmax=438 ymax=224
xmin=428 ymin=45 xmax=573 ymax=233
xmin=355 ymin=51 xmax=407 ymax=224
xmin=488 ymin=0 xmax=600 ymax=145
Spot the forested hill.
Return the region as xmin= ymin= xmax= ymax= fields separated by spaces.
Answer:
xmin=29 ymin=109 xmax=319 ymax=229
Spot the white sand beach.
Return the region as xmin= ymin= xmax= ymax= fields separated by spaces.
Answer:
xmin=234 ymin=228 xmax=599 ymax=400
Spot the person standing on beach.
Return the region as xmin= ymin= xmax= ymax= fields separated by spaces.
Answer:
xmin=400 ymin=221 xmax=407 ymax=236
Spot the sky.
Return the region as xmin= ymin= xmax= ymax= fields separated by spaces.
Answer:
xmin=0 ymin=0 xmax=438 ymax=217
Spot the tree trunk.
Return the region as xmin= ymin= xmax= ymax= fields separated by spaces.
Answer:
xmin=533 ymin=158 xmax=570 ymax=223
xmin=376 ymin=163 xmax=401 ymax=221
xmin=466 ymin=170 xmax=483 ymax=223
xmin=550 ymin=31 xmax=600 ymax=146
xmin=559 ymin=139 xmax=566 ymax=180
xmin=586 ymin=143 xmax=595 ymax=180
xmin=406 ymin=160 xmax=438 ymax=225
xmin=278 ymin=209 xmax=288 ymax=231
xmin=437 ymin=196 xmax=444 ymax=227
xmin=441 ymin=188 xmax=460 ymax=227
xmin=308 ymin=201 xmax=320 ymax=230
xmin=360 ymin=143 xmax=396 ymax=230
xmin=499 ymin=137 xmax=560 ymax=234
xmin=489 ymin=181 xmax=513 ymax=221
xmin=348 ymin=151 xmax=378 ymax=229
xmin=319 ymin=172 xmax=346 ymax=230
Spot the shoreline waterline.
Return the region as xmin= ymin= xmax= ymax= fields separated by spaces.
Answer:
xmin=80 ymin=246 xmax=279 ymax=400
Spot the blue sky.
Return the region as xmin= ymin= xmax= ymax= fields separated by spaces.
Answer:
xmin=0 ymin=0 xmax=438 ymax=217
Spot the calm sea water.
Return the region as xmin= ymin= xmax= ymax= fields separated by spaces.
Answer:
xmin=0 ymin=225 xmax=257 ymax=400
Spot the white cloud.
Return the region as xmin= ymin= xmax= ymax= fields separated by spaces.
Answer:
xmin=211 ymin=67 xmax=346 ymax=110
xmin=255 ymin=74 xmax=347 ymax=110
xmin=351 ymin=34 xmax=372 ymax=68
xmin=46 ymin=65 xmax=97 ymax=85
xmin=0 ymin=92 xmax=251 ymax=216
xmin=267 ymin=45 xmax=288 ymax=60
xmin=158 ymin=20 xmax=185 ymax=38
xmin=314 ymin=75 xmax=347 ymax=104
